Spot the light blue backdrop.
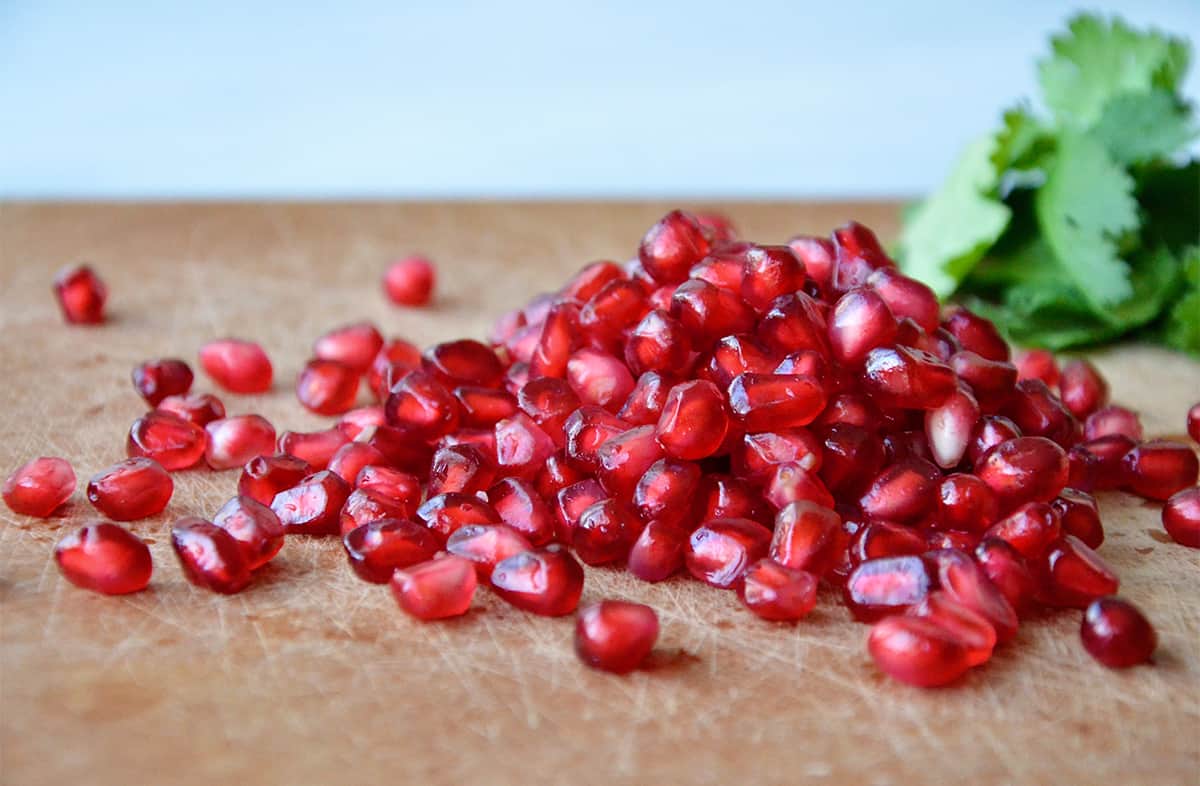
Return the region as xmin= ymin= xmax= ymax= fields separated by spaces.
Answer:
xmin=1 ymin=0 xmax=1196 ymax=198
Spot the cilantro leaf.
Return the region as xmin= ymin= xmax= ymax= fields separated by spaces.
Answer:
xmin=1138 ymin=161 xmax=1200 ymax=250
xmin=1089 ymin=90 xmax=1198 ymax=165
xmin=1164 ymin=247 xmax=1200 ymax=355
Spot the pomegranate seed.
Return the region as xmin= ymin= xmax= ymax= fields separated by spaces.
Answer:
xmin=732 ymin=429 xmax=821 ymax=483
xmin=984 ymin=502 xmax=1062 ymax=559
xmin=494 ymin=412 xmax=556 ymax=479
xmin=1014 ymin=349 xmax=1060 ymax=388
xmin=554 ymin=479 xmax=608 ymax=540
xmin=858 ymin=459 xmax=940 ymax=523
xmin=199 ymin=338 xmax=273 ymax=394
xmin=1188 ymin=402 xmax=1200 ymax=443
xmin=628 ymin=519 xmax=688 ymax=582
xmin=865 ymin=268 xmax=939 ymax=333
xmin=788 ymin=235 xmax=835 ymax=290
xmin=696 ymin=474 xmax=767 ymax=524
xmin=844 ymin=555 xmax=932 ymax=621
xmin=639 ymin=210 xmax=710 ymax=285
xmin=55 ymin=522 xmax=151 ymax=594
xmin=127 ymin=411 xmax=208 ymax=471
xmin=1072 ymin=434 xmax=1136 ymax=491
xmin=296 ymin=359 xmax=360 ymax=416
xmin=936 ymin=474 xmax=998 ymax=533
xmin=310 ymin=322 xmax=383 ymax=373
xmin=1005 ymin=379 xmax=1077 ymax=448
xmin=392 ymin=556 xmax=477 ymax=620
xmin=523 ymin=292 xmax=556 ymax=324
xmin=53 ymin=264 xmax=107 ymax=324
xmin=1039 ymin=535 xmax=1119 ymax=609
xmin=423 ymin=340 xmax=504 ymax=389
xmin=157 ymin=392 xmax=225 ymax=427
xmin=941 ymin=308 xmax=1009 ymax=362
xmin=454 ymin=387 xmax=518 ymax=429
xmin=927 ymin=548 xmax=1019 ymax=643
xmin=517 ymin=378 xmax=581 ymax=446
xmin=204 ymin=415 xmax=276 ymax=471
xmin=565 ymin=348 xmax=636 ymax=412
xmin=1083 ymin=405 xmax=1142 ymax=442
xmin=211 ymin=495 xmax=284 ymax=570
xmin=965 ymin=415 xmax=1021 ymax=467
xmin=535 ymin=451 xmax=586 ymax=500
xmin=738 ymin=245 xmax=802 ymax=313
xmin=575 ymin=600 xmax=659 ymax=673
xmin=625 ymin=310 xmax=690 ymax=376
xmin=1121 ymin=439 xmax=1199 ymax=500
xmin=924 ymin=387 xmax=980 ymax=469
xmin=974 ymin=537 xmax=1037 ymax=614
xmin=561 ymin=260 xmax=624 ymax=302
xmin=384 ymin=369 xmax=461 ymax=441
xmin=618 ymin=371 xmax=676 ymax=426
xmin=975 ymin=436 xmax=1068 ymax=512
xmin=738 ymin=558 xmax=818 ymax=621
xmin=766 ymin=501 xmax=841 ymax=576
xmin=1058 ymin=359 xmax=1109 ymax=419
xmin=755 ymin=292 xmax=830 ymax=356
xmin=564 ymin=406 xmax=631 ymax=472
xmin=428 ymin=444 xmax=494 ymax=497
xmin=131 ymin=358 xmax=193 ymax=406
xmin=949 ymin=351 xmax=1017 ymax=411
xmin=632 ymin=458 xmax=700 ymax=526
xmin=695 ymin=211 xmax=738 ymax=243
xmin=491 ymin=546 xmax=585 ymax=616
xmin=171 ymin=516 xmax=252 ymax=594
xmin=700 ymin=334 xmax=777 ymax=390
xmin=860 ymin=345 xmax=956 ymax=410
xmin=339 ymin=487 xmax=416 ymax=535
xmin=819 ymin=424 xmax=885 ymax=497
xmin=336 ymin=406 xmax=388 ymax=440
xmin=727 ymin=373 xmax=826 ymax=431
xmin=86 ymin=458 xmax=172 ymax=521
xmin=343 ymin=518 xmax=440 ymax=583
xmin=652 ymin=380 xmax=729 ymax=461
xmin=579 ymin=279 xmax=649 ymax=343
xmin=324 ymin=443 xmax=382 ymax=486
xmin=488 ymin=477 xmax=556 ymax=546
xmin=530 ymin=302 xmax=579 ymax=378
xmin=827 ymin=288 xmax=897 ymax=366
xmin=1051 ymin=489 xmax=1104 ymax=549
xmin=446 ymin=523 xmax=533 ymax=579
xmin=907 ymin=590 xmax=996 ymax=666
xmin=868 ymin=615 xmax=971 ymax=688
xmin=383 ymin=255 xmax=435 ymax=306
xmin=4 ymin=457 xmax=75 ymax=517
xmin=270 ymin=470 xmax=351 ymax=536
xmin=438 ymin=428 xmax=497 ymax=464
xmin=685 ymin=518 xmax=772 ymax=588
xmin=765 ymin=462 xmax=835 ymax=510
xmin=368 ymin=338 xmax=423 ymax=401
xmin=1081 ymin=597 xmax=1157 ymax=668
xmin=670 ymin=279 xmax=755 ymax=348
xmin=574 ymin=498 xmax=641 ymax=565
xmin=850 ymin=521 xmax=927 ymax=563
xmin=1162 ymin=487 xmax=1200 ymax=548
xmin=355 ymin=464 xmax=421 ymax=501
xmin=277 ymin=428 xmax=349 ymax=470
xmin=416 ymin=493 xmax=501 ymax=543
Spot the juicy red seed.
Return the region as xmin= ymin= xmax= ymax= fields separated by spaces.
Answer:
xmin=685 ymin=518 xmax=772 ymax=588
xmin=695 ymin=211 xmax=738 ymax=243
xmin=937 ymin=474 xmax=999 ymax=533
xmin=561 ymin=260 xmax=625 ymax=302
xmin=941 ymin=309 xmax=1009 ymax=362
xmin=654 ymin=380 xmax=729 ymax=461
xmin=860 ymin=345 xmax=957 ymax=410
xmin=819 ymin=424 xmax=885 ymax=497
xmin=1039 ymin=535 xmax=1120 ymax=609
xmin=575 ymin=600 xmax=659 ymax=673
xmin=494 ymin=412 xmax=557 ymax=479
xmin=1058 ymin=359 xmax=1109 ymax=419
xmin=625 ymin=310 xmax=690 ymax=376
xmin=768 ymin=501 xmax=842 ymax=576
xmin=440 ymin=428 xmax=498 ymax=464
xmin=157 ymin=393 xmax=226 ymax=427
xmin=1004 ymin=379 xmax=1077 ymax=448
xmin=858 ymin=459 xmax=940 ymax=523
xmin=277 ymin=428 xmax=350 ymax=470
xmin=343 ymin=518 xmax=440 ymax=583
xmin=850 ymin=521 xmax=927 ymax=563
xmin=564 ymin=406 xmax=631 ymax=472
xmin=700 ymin=334 xmax=778 ymax=390
xmin=454 ymin=387 xmax=518 ymax=428
xmin=728 ymin=373 xmax=826 ymax=431
xmin=55 ymin=522 xmax=151 ymax=594
xmin=670 ymin=279 xmax=756 ymax=348
xmin=925 ymin=387 xmax=980 ymax=469
xmin=1051 ymin=489 xmax=1104 ymax=549
xmin=488 ymin=477 xmax=556 ymax=546
xmin=204 ymin=415 xmax=276 ymax=471
xmin=313 ymin=322 xmax=384 ymax=374
xmin=965 ymin=415 xmax=1022 ymax=467
xmin=530 ymin=302 xmax=579 ymax=379
xmin=618 ymin=371 xmax=677 ymax=426
xmin=384 ymin=369 xmax=461 ymax=441
xmin=975 ymin=436 xmax=1069 ymax=512
xmin=428 ymin=444 xmax=495 ymax=497
xmin=775 ymin=349 xmax=829 ymax=380
xmin=633 ymin=458 xmax=700 ymax=526
xmin=1083 ymin=405 xmax=1142 ymax=442
xmin=323 ymin=442 xmax=383 ymax=486
xmin=368 ymin=338 xmax=423 ymax=401
xmin=827 ymin=288 xmax=898 ymax=366
xmin=339 ymin=488 xmax=417 ymax=536
xmin=756 ymin=292 xmax=830 ymax=357
xmin=423 ymin=339 xmax=504 ymax=389
xmin=844 ymin=555 xmax=932 ymax=621
xmin=869 ymin=615 xmax=971 ymax=688
xmin=974 ymin=537 xmax=1038 ymax=614
xmin=738 ymin=558 xmax=818 ymax=621
xmin=697 ymin=474 xmax=766 ymax=524
xmin=566 ymin=348 xmax=636 ymax=412
xmin=416 ymin=493 xmax=501 ymax=543
xmin=491 ymin=546 xmax=585 ymax=616
xmin=199 ymin=338 xmax=273 ymax=394
xmin=446 ymin=523 xmax=534 ymax=579
xmin=1014 ymin=349 xmax=1060 ymax=388
xmin=518 ymin=377 xmax=581 ymax=446
xmin=638 ymin=209 xmax=710 ymax=285
xmin=1121 ymin=439 xmax=1200 ymax=501
xmin=337 ymin=406 xmax=388 ymax=440
xmin=53 ymin=264 xmax=107 ymax=324
xmin=270 ymin=470 xmax=351 ymax=536
xmin=928 ymin=548 xmax=1019 ymax=643
xmin=1073 ymin=434 xmax=1137 ymax=491
xmin=907 ymin=590 xmax=997 ymax=667
xmin=523 ymin=292 xmax=556 ymax=324
xmin=788 ymin=235 xmax=836 ymax=290
xmin=579 ymin=279 xmax=649 ymax=339
xmin=1081 ymin=597 xmax=1157 ymax=668
xmin=391 ymin=556 xmax=478 ymax=620
xmin=1162 ymin=487 xmax=1200 ymax=548
xmin=212 ymin=495 xmax=284 ymax=570
xmin=1189 ymin=402 xmax=1200 ymax=443
xmin=355 ymin=464 xmax=421 ymax=502
xmin=740 ymin=245 xmax=804 ymax=313
xmin=984 ymin=502 xmax=1062 ymax=560
xmin=383 ymin=255 xmax=435 ymax=306
xmin=554 ymin=479 xmax=608 ymax=540
xmin=628 ymin=519 xmax=688 ymax=582
xmin=866 ymin=268 xmax=939 ymax=333
xmin=86 ymin=458 xmax=173 ymax=521
xmin=949 ymin=351 xmax=1018 ymax=410
xmin=171 ymin=517 xmax=252 ymax=594
xmin=733 ymin=429 xmax=821 ymax=483
xmin=3 ymin=457 xmax=75 ymax=517
xmin=573 ymin=498 xmax=641 ymax=565
xmin=765 ymin=462 xmax=835 ymax=510
xmin=535 ymin=451 xmax=586 ymax=500
xmin=296 ymin=358 xmax=360 ymax=416
xmin=131 ymin=358 xmax=194 ymax=406
xmin=127 ymin=411 xmax=208 ymax=471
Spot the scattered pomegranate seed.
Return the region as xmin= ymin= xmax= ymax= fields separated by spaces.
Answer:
xmin=941 ymin=309 xmax=1008 ymax=362
xmin=344 ymin=518 xmax=441 ymax=583
xmin=639 ymin=210 xmax=710 ymax=285
xmin=385 ymin=369 xmax=461 ymax=441
xmin=171 ymin=516 xmax=252 ymax=594
xmin=417 ymin=493 xmax=502 ymax=543
xmin=627 ymin=519 xmax=687 ymax=582
xmin=1121 ymin=440 xmax=1199 ymax=501
xmin=685 ymin=518 xmax=772 ymax=588
xmin=1058 ymin=359 xmax=1109 ymax=419
xmin=1014 ymin=349 xmax=1059 ymax=388
xmin=296 ymin=359 xmax=360 ymax=416
xmin=655 ymin=380 xmax=730 ymax=461
xmin=907 ymin=590 xmax=996 ymax=666
xmin=383 ymin=255 xmax=435 ymax=306
xmin=1083 ymin=405 xmax=1143 ymax=442
xmin=313 ymin=322 xmax=384 ymax=373
xmin=270 ymin=470 xmax=351 ymax=536
xmin=131 ymin=358 xmax=194 ymax=406
xmin=844 ymin=555 xmax=932 ymax=621
xmin=368 ymin=338 xmax=423 ymax=401
xmin=204 ymin=415 xmax=276 ymax=471
xmin=238 ymin=454 xmax=311 ymax=506
xmin=198 ymin=338 xmax=273 ymax=394
xmin=339 ymin=487 xmax=417 ymax=535
xmin=738 ymin=558 xmax=818 ymax=621
xmin=53 ymin=264 xmax=107 ymax=324
xmin=127 ymin=411 xmax=208 ymax=471
xmin=573 ymin=498 xmax=641 ymax=565
xmin=975 ymin=436 xmax=1068 ymax=512
xmin=984 ymin=502 xmax=1062 ymax=559
xmin=694 ymin=211 xmax=738 ymax=243
xmin=3 ymin=457 xmax=75 ymax=517
xmin=1081 ymin=597 xmax=1157 ymax=669
xmin=336 ymin=406 xmax=388 ymax=440
xmin=55 ymin=522 xmax=151 ymax=594
xmin=1039 ymin=535 xmax=1119 ymax=609
xmin=1052 ymin=489 xmax=1104 ymax=550
xmin=212 ymin=495 xmax=284 ymax=569
xmin=728 ymin=373 xmax=826 ymax=431
xmin=1162 ymin=487 xmax=1200 ymax=548
xmin=488 ymin=477 xmax=556 ymax=546
xmin=391 ymin=556 xmax=477 ymax=620
xmin=974 ymin=537 xmax=1037 ymax=614
xmin=446 ymin=523 xmax=533 ymax=579
xmin=491 ymin=546 xmax=584 ymax=616
xmin=277 ymin=427 xmax=349 ymax=470
xmin=869 ymin=615 xmax=972 ymax=687
xmin=574 ymin=600 xmax=659 ymax=673
xmin=86 ymin=458 xmax=173 ymax=521
xmin=156 ymin=392 xmax=226 ymax=426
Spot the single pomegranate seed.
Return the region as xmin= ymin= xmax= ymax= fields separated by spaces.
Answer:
xmin=860 ymin=345 xmax=956 ymax=410
xmin=670 ymin=279 xmax=755 ymax=348
xmin=1081 ymin=597 xmax=1157 ymax=668
xmin=765 ymin=462 xmax=835 ymax=510
xmin=383 ymin=255 xmax=435 ymax=306
xmin=517 ymin=378 xmax=581 ymax=446
xmin=700 ymin=334 xmax=777 ymax=390
xmin=756 ymin=292 xmax=830 ymax=357
xmin=865 ymin=268 xmax=939 ymax=333
xmin=1070 ymin=434 xmax=1136 ymax=491
xmin=1005 ymin=379 xmax=1077 ymax=447
xmin=984 ymin=502 xmax=1062 ymax=559
xmin=975 ymin=436 xmax=1068 ymax=512
xmin=55 ymin=522 xmax=151 ymax=594
xmin=493 ymin=412 xmax=556 ymax=479
xmin=367 ymin=426 xmax=434 ymax=475
xmin=727 ymin=373 xmax=826 ymax=431
xmin=53 ymin=263 xmax=107 ymax=324
xmin=788 ymin=235 xmax=835 ymax=290
xmin=858 ymin=459 xmax=940 ymax=523
xmin=767 ymin=501 xmax=841 ymax=576
xmin=554 ymin=479 xmax=608 ymax=540
xmin=446 ymin=524 xmax=533 ymax=579
xmin=696 ymin=474 xmax=767 ymax=524
xmin=561 ymin=260 xmax=625 ymax=301
xmin=416 ymin=493 xmax=501 ymax=543
xmin=277 ymin=428 xmax=349 ymax=470
xmin=574 ymin=600 xmax=659 ymax=673
xmin=625 ymin=309 xmax=690 ymax=376
xmin=844 ymin=555 xmax=932 ymax=621
xmin=313 ymin=322 xmax=384 ymax=373
xmin=211 ymin=495 xmax=284 ymax=570
xmin=454 ymin=387 xmax=518 ymax=429
xmin=565 ymin=348 xmax=635 ymax=413
xmin=925 ymin=387 xmax=980 ymax=469
xmin=157 ymin=392 xmax=225 ymax=426
xmin=653 ymin=380 xmax=729 ymax=461
xmin=1039 ymin=535 xmax=1120 ymax=609
xmin=131 ymin=358 xmax=193 ymax=406
xmin=384 ymin=369 xmax=461 ymax=441
xmin=1014 ymin=348 xmax=1060 ymax=388
xmin=907 ymin=590 xmax=997 ymax=666
xmin=1051 ymin=489 xmax=1104 ymax=549
xmin=491 ymin=546 xmax=585 ymax=616
xmin=392 ymin=556 xmax=477 ymax=620
xmin=827 ymin=288 xmax=897 ymax=366
xmin=633 ymin=458 xmax=700 ymax=526
xmin=198 ymin=338 xmax=273 ymax=394
xmin=775 ymin=349 xmax=829 ymax=380
xmin=628 ymin=519 xmax=687 ymax=582
xmin=685 ymin=518 xmax=772 ymax=588
xmin=974 ymin=537 xmax=1037 ymax=614
xmin=927 ymin=548 xmax=1019 ymax=643
xmin=1121 ymin=439 xmax=1199 ymax=501
xmin=573 ymin=498 xmax=641 ymax=565
xmin=579 ymin=279 xmax=649 ymax=345
xmin=941 ymin=308 xmax=1009 ymax=362
xmin=339 ymin=487 xmax=416 ymax=535
xmin=428 ymin=444 xmax=494 ymax=496
xmin=296 ymin=359 xmax=360 ymax=416
xmin=732 ymin=429 xmax=821 ymax=483
xmin=368 ymin=338 xmax=423 ymax=401
xmin=949 ymin=351 xmax=1017 ymax=412
xmin=850 ymin=521 xmax=927 ymax=563
xmin=1058 ymin=359 xmax=1109 ymax=419
xmin=355 ymin=464 xmax=421 ymax=501
xmin=86 ymin=458 xmax=172 ymax=521
xmin=127 ymin=411 xmax=208 ymax=471
xmin=564 ymin=406 xmax=631 ymax=472
xmin=270 ymin=470 xmax=351 ymax=536
xmin=530 ymin=302 xmax=579 ymax=378
xmin=936 ymin=474 xmax=998 ymax=533
xmin=618 ymin=371 xmax=677 ymax=426
xmin=4 ymin=457 xmax=75 ymax=517
xmin=819 ymin=424 xmax=885 ymax=497
xmin=535 ymin=451 xmax=586 ymax=500
xmin=1083 ymin=405 xmax=1142 ymax=442
xmin=695 ymin=211 xmax=738 ymax=243
xmin=1162 ymin=487 xmax=1200 ymax=548
xmin=965 ymin=415 xmax=1022 ymax=467
xmin=424 ymin=339 xmax=504 ymax=389
xmin=488 ymin=477 xmax=556 ymax=546
xmin=1188 ymin=402 xmax=1200 ymax=443
xmin=738 ymin=558 xmax=818 ymax=621
xmin=639 ymin=210 xmax=710 ymax=285
xmin=594 ymin=426 xmax=662 ymax=498
xmin=343 ymin=518 xmax=440 ymax=583
xmin=337 ymin=406 xmax=388 ymax=440
xmin=869 ymin=615 xmax=971 ymax=688
xmin=739 ymin=245 xmax=803 ymax=313
xmin=171 ymin=517 xmax=251 ymax=594
xmin=204 ymin=415 xmax=276 ymax=471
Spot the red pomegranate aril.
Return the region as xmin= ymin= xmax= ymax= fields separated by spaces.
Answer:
xmin=941 ymin=309 xmax=1009 ymax=362
xmin=4 ymin=457 xmax=75 ymax=517
xmin=204 ymin=415 xmax=276 ymax=471
xmin=869 ymin=615 xmax=971 ymax=688
xmin=965 ymin=415 xmax=1021 ymax=467
xmin=487 ymin=477 xmax=556 ymax=546
xmin=865 ymin=268 xmax=939 ymax=333
xmin=423 ymin=339 xmax=504 ymax=389
xmin=383 ymin=255 xmax=435 ymax=306
xmin=277 ymin=428 xmax=349 ymax=470
xmin=171 ymin=517 xmax=252 ymax=594
xmin=1189 ymin=402 xmax=1200 ymax=443
xmin=270 ymin=470 xmax=351 ymax=536
xmin=596 ymin=427 xmax=663 ymax=499
xmin=336 ymin=406 xmax=387 ymax=440
xmin=517 ymin=377 xmax=581 ymax=446
xmin=639 ymin=210 xmax=710 ymax=285
xmin=851 ymin=521 xmax=927 ymax=563
xmin=819 ymin=424 xmax=885 ymax=497
xmin=428 ymin=444 xmax=494 ymax=497
xmin=561 ymin=260 xmax=625 ymax=302
xmin=53 ymin=264 xmax=107 ymax=324
xmin=324 ymin=442 xmax=384 ymax=486
xmin=1162 ymin=487 xmax=1200 ymax=548
xmin=984 ymin=502 xmax=1062 ymax=560
xmin=1083 ymin=405 xmax=1142 ymax=442
xmin=625 ymin=309 xmax=690 ymax=376
xmin=564 ymin=348 xmax=635 ymax=413
xmin=727 ymin=373 xmax=826 ymax=431
xmin=1058 ymin=359 xmax=1109 ymax=419
xmin=453 ymin=386 xmax=518 ymax=429
xmin=440 ymin=428 xmax=498 ymax=465
xmin=343 ymin=518 xmax=440 ymax=583
xmin=86 ymin=458 xmax=172 ymax=521
xmin=775 ymin=349 xmax=828 ymax=381
xmin=907 ymin=590 xmax=996 ymax=666
xmin=573 ymin=498 xmax=641 ymax=565
xmin=493 ymin=412 xmax=556 ymax=480
xmin=633 ymin=458 xmax=701 ymax=526
xmin=535 ymin=451 xmax=586 ymax=500
xmin=700 ymin=334 xmax=777 ymax=390
xmin=765 ymin=463 xmax=835 ymax=510
xmin=368 ymin=338 xmax=423 ymax=401
xmin=554 ymin=479 xmax=608 ymax=540
xmin=670 ymin=279 xmax=755 ymax=348
xmin=618 ymin=371 xmax=676 ymax=426
xmin=199 ymin=338 xmax=273 ymax=394
xmin=211 ymin=494 xmax=284 ymax=569
xmin=936 ymin=474 xmax=999 ymax=533
xmin=1073 ymin=434 xmax=1137 ymax=491
xmin=949 ymin=351 xmax=1017 ymax=410
xmin=697 ymin=474 xmax=766 ymax=524
xmin=416 ymin=493 xmax=501 ymax=543
xmin=392 ymin=555 xmax=477 ymax=620
xmin=733 ymin=429 xmax=821 ymax=483
xmin=1051 ymin=489 xmax=1104 ymax=550
xmin=755 ymin=292 xmax=829 ymax=358
xmin=975 ymin=436 xmax=1069 ymax=512
xmin=844 ymin=555 xmax=932 ymax=622
xmin=575 ymin=600 xmax=659 ymax=673
xmin=446 ymin=523 xmax=533 ymax=579
xmin=860 ymin=346 xmax=956 ymax=410
xmin=579 ymin=279 xmax=649 ymax=340
xmin=1082 ymin=598 xmax=1157 ymax=668
xmin=1039 ymin=535 xmax=1120 ymax=608
xmin=925 ymin=529 xmax=981 ymax=552
xmin=974 ymin=537 xmax=1037 ymax=614
xmin=55 ymin=522 xmax=151 ymax=594
xmin=339 ymin=488 xmax=415 ymax=536
xmin=157 ymin=392 xmax=226 ymax=427
xmin=127 ymin=411 xmax=208 ymax=471
xmin=827 ymin=288 xmax=897 ymax=366
xmin=564 ymin=406 xmax=631 ymax=472
xmin=1121 ymin=440 xmax=1199 ymax=501
xmin=491 ymin=546 xmax=585 ymax=616
xmin=1005 ymin=379 xmax=1077 ymax=448
xmin=530 ymin=302 xmax=579 ymax=379
xmin=384 ymin=370 xmax=461 ymax=440
xmin=296 ymin=359 xmax=360 ymax=416
xmin=355 ymin=463 xmax=420 ymax=500
xmin=928 ymin=548 xmax=1019 ymax=643
xmin=686 ymin=518 xmax=772 ymax=588
xmin=767 ymin=500 xmax=841 ymax=576
xmin=311 ymin=322 xmax=383 ymax=374
xmin=654 ymin=380 xmax=729 ymax=461
xmin=131 ymin=358 xmax=194 ymax=406
xmin=737 ymin=558 xmax=818 ymax=621
xmin=739 ymin=245 xmax=803 ymax=313
xmin=925 ymin=387 xmax=980 ymax=469
xmin=628 ymin=519 xmax=687 ymax=582
xmin=1014 ymin=348 xmax=1060 ymax=388
xmin=858 ymin=459 xmax=940 ymax=523
xmin=788 ymin=235 xmax=835 ymax=290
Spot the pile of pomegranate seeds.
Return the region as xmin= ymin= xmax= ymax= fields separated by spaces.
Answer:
xmin=15 ymin=212 xmax=1200 ymax=685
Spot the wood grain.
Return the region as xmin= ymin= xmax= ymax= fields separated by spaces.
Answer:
xmin=1 ymin=202 xmax=1197 ymax=786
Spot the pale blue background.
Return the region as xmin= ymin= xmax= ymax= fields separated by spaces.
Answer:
xmin=1 ymin=1 xmax=1197 ymax=198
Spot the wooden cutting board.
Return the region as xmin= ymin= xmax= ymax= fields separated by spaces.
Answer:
xmin=1 ymin=202 xmax=1197 ymax=786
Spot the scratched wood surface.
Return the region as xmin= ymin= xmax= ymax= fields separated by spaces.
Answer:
xmin=1 ymin=202 xmax=1198 ymax=786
